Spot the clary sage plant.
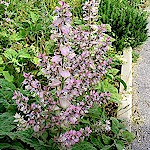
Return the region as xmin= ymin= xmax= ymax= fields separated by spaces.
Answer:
xmin=13 ymin=0 xmax=114 ymax=149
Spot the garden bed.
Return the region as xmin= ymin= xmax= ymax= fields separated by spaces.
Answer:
xmin=0 ymin=1 xmax=139 ymax=150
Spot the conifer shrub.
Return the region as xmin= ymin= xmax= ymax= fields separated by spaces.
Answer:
xmin=98 ymin=0 xmax=148 ymax=51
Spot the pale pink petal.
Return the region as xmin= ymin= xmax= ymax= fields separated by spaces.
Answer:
xmin=90 ymin=60 xmax=96 ymax=69
xmin=61 ymin=25 xmax=70 ymax=34
xmin=58 ymin=1 xmax=65 ymax=6
xmin=65 ymin=11 xmax=72 ymax=17
xmin=39 ymin=91 xmax=44 ymax=98
xmin=50 ymin=79 xmax=61 ymax=87
xmin=23 ymin=72 xmax=30 ymax=78
xmin=53 ymin=105 xmax=60 ymax=111
xmin=59 ymin=97 xmax=71 ymax=109
xmin=50 ymin=34 xmax=56 ymax=40
xmin=59 ymin=69 xmax=70 ymax=78
xmin=60 ymin=44 xmax=69 ymax=56
xmin=67 ymin=52 xmax=76 ymax=59
xmin=51 ymin=55 xmax=62 ymax=63
xmin=58 ymin=1 xmax=69 ymax=7
xmin=53 ymin=18 xmax=62 ymax=26
xmin=31 ymin=80 xmax=39 ymax=88
xmin=33 ymin=125 xmax=40 ymax=132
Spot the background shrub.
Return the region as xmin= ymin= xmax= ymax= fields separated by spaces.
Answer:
xmin=98 ymin=0 xmax=148 ymax=51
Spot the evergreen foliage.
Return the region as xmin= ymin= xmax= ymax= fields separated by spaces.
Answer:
xmin=98 ymin=0 xmax=148 ymax=51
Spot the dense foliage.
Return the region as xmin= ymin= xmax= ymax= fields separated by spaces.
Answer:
xmin=98 ymin=0 xmax=148 ymax=51
xmin=0 ymin=0 xmax=138 ymax=149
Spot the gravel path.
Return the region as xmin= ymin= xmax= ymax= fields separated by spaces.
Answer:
xmin=132 ymin=14 xmax=150 ymax=150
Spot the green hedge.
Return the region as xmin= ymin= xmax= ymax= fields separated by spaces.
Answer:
xmin=98 ymin=0 xmax=148 ymax=51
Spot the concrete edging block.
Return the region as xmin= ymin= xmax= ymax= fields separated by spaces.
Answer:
xmin=118 ymin=47 xmax=132 ymax=131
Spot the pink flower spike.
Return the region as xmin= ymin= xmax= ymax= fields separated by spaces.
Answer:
xmin=50 ymin=79 xmax=61 ymax=88
xmin=60 ymin=44 xmax=69 ymax=56
xmin=59 ymin=69 xmax=71 ymax=78
xmin=51 ymin=55 xmax=62 ymax=63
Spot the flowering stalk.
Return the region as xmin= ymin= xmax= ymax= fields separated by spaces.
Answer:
xmin=13 ymin=1 xmax=114 ymax=148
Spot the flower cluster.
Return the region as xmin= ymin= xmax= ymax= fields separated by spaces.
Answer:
xmin=13 ymin=73 xmax=58 ymax=132
xmin=38 ymin=0 xmax=112 ymax=108
xmin=1 ymin=1 xmax=9 ymax=7
xmin=13 ymin=90 xmax=49 ymax=132
xmin=13 ymin=0 xmax=114 ymax=148
xmin=85 ymin=91 xmax=111 ymax=107
xmin=13 ymin=91 xmax=29 ymax=114
xmin=14 ymin=113 xmax=28 ymax=130
xmin=57 ymin=127 xmax=92 ymax=149
xmin=94 ymin=120 xmax=111 ymax=133
xmin=82 ymin=0 xmax=100 ymax=23
xmin=52 ymin=102 xmax=87 ymax=127
xmin=60 ymin=103 xmax=85 ymax=125
xmin=1 ymin=1 xmax=11 ymax=22
xmin=105 ymin=120 xmax=111 ymax=131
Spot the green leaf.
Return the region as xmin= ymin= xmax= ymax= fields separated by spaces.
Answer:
xmin=97 ymin=79 xmax=121 ymax=102
xmin=95 ymin=82 xmax=104 ymax=92
xmin=116 ymin=77 xmax=127 ymax=90
xmin=0 ymin=143 xmax=11 ymax=149
xmin=115 ymin=140 xmax=125 ymax=150
xmin=103 ymin=79 xmax=117 ymax=93
xmin=72 ymin=141 xmax=97 ymax=150
xmin=105 ymin=24 xmax=111 ymax=32
xmin=0 ymin=31 xmax=8 ymax=37
xmin=101 ymin=145 xmax=113 ymax=150
xmin=7 ymin=129 xmax=49 ymax=150
xmin=106 ymin=74 xmax=113 ymax=80
xmin=88 ymin=105 xmax=103 ymax=119
xmin=42 ymin=131 xmax=48 ymax=139
xmin=80 ymin=119 xmax=91 ymax=125
xmin=110 ymin=117 xmax=120 ymax=134
xmin=0 ymin=79 xmax=16 ymax=110
xmin=30 ymin=12 xmax=39 ymax=23
xmin=49 ymin=15 xmax=53 ymax=22
xmin=3 ymin=71 xmax=14 ymax=82
xmin=121 ymin=130 xmax=135 ymax=143
xmin=74 ymin=18 xmax=83 ymax=25
xmin=18 ymin=49 xmax=31 ymax=59
xmin=91 ymin=137 xmax=104 ymax=149
xmin=0 ymin=78 xmax=16 ymax=91
xmin=0 ymin=112 xmax=15 ymax=133
xmin=109 ymin=68 xmax=120 ymax=76
xmin=0 ymin=66 xmax=5 ymax=73
xmin=18 ymin=53 xmax=31 ymax=58
xmin=0 ymin=56 xmax=4 ymax=64
xmin=33 ymin=57 xmax=39 ymax=65
xmin=3 ymin=49 xmax=18 ymax=60
xmin=9 ymin=33 xmax=22 ymax=41
xmin=8 ymin=141 xmax=25 ymax=150
xmin=102 ymin=134 xmax=113 ymax=145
